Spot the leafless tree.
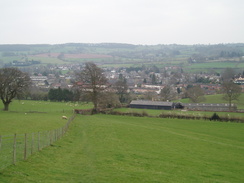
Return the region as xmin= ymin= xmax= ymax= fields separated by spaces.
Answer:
xmin=160 ymin=85 xmax=175 ymax=101
xmin=221 ymin=68 xmax=236 ymax=82
xmin=99 ymin=92 xmax=121 ymax=109
xmin=169 ymin=72 xmax=182 ymax=85
xmin=0 ymin=68 xmax=31 ymax=111
xmin=143 ymin=91 xmax=157 ymax=101
xmin=187 ymin=85 xmax=205 ymax=103
xmin=114 ymin=79 xmax=129 ymax=103
xmin=75 ymin=62 xmax=108 ymax=113
xmin=222 ymin=81 xmax=242 ymax=111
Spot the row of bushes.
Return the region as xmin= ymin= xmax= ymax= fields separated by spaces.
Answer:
xmin=74 ymin=108 xmax=244 ymax=123
xmin=105 ymin=110 xmax=149 ymax=117
xmin=103 ymin=110 xmax=244 ymax=123
xmin=159 ymin=112 xmax=244 ymax=123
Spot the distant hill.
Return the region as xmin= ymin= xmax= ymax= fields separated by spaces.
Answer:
xmin=0 ymin=43 xmax=244 ymax=72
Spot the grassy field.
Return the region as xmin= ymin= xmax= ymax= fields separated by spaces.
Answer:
xmin=0 ymin=100 xmax=92 ymax=113
xmin=0 ymin=115 xmax=243 ymax=182
xmin=0 ymin=100 xmax=92 ymax=135
xmin=186 ymin=62 xmax=239 ymax=69
xmin=27 ymin=56 xmax=66 ymax=64
xmin=183 ymin=61 xmax=244 ymax=73
xmin=0 ymin=112 xmax=67 ymax=135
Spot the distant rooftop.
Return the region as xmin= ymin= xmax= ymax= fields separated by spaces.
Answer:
xmin=184 ymin=103 xmax=235 ymax=107
xmin=130 ymin=100 xmax=173 ymax=106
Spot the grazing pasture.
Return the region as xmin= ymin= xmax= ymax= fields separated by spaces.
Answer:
xmin=0 ymin=100 xmax=92 ymax=113
xmin=27 ymin=56 xmax=66 ymax=64
xmin=0 ymin=100 xmax=82 ymax=170
xmin=184 ymin=61 xmax=243 ymax=73
xmin=0 ymin=100 xmax=92 ymax=134
xmin=0 ymin=112 xmax=67 ymax=135
xmin=186 ymin=61 xmax=239 ymax=69
xmin=0 ymin=115 xmax=243 ymax=182
xmin=31 ymin=53 xmax=112 ymax=59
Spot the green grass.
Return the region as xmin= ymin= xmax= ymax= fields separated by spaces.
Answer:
xmin=27 ymin=56 xmax=66 ymax=64
xmin=185 ymin=62 xmax=240 ymax=69
xmin=0 ymin=100 xmax=92 ymax=113
xmin=0 ymin=56 xmax=23 ymax=65
xmin=0 ymin=115 xmax=243 ymax=182
xmin=0 ymin=55 xmax=66 ymax=65
xmin=238 ymin=62 xmax=244 ymax=67
xmin=183 ymin=61 xmax=244 ymax=73
xmin=0 ymin=112 xmax=67 ymax=135
xmin=0 ymin=100 xmax=93 ymax=135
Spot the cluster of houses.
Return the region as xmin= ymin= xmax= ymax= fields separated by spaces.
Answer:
xmin=29 ymin=64 xmax=244 ymax=112
xmin=30 ymin=74 xmax=72 ymax=89
xmin=30 ymin=68 xmax=228 ymax=96
xmin=30 ymin=64 xmax=244 ymax=94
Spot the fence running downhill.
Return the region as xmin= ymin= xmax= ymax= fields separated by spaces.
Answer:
xmin=0 ymin=115 xmax=75 ymax=170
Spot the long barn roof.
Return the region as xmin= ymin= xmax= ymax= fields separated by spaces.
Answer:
xmin=130 ymin=100 xmax=173 ymax=106
xmin=184 ymin=103 xmax=236 ymax=107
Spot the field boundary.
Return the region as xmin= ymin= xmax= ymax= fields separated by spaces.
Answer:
xmin=0 ymin=114 xmax=76 ymax=170
xmin=102 ymin=110 xmax=244 ymax=123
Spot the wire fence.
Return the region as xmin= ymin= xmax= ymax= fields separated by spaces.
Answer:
xmin=0 ymin=114 xmax=75 ymax=170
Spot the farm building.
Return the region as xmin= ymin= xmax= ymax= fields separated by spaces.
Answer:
xmin=184 ymin=103 xmax=237 ymax=111
xmin=130 ymin=100 xmax=174 ymax=110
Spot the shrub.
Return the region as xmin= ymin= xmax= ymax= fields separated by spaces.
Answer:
xmin=210 ymin=113 xmax=221 ymax=121
xmin=142 ymin=111 xmax=149 ymax=117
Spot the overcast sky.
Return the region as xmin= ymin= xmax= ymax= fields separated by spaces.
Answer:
xmin=0 ymin=0 xmax=244 ymax=45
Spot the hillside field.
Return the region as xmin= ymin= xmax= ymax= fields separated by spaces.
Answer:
xmin=0 ymin=114 xmax=243 ymax=182
xmin=0 ymin=100 xmax=92 ymax=135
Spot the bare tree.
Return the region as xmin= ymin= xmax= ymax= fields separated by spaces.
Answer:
xmin=222 ymin=68 xmax=235 ymax=82
xmin=222 ymin=81 xmax=242 ymax=111
xmin=160 ymin=85 xmax=174 ymax=101
xmin=114 ymin=78 xmax=129 ymax=103
xmin=75 ymin=62 xmax=108 ymax=113
xmin=0 ymin=68 xmax=31 ymax=111
xmin=187 ymin=85 xmax=205 ymax=103
xmin=143 ymin=91 xmax=157 ymax=101
xmin=99 ymin=92 xmax=121 ymax=109
xmin=169 ymin=72 xmax=182 ymax=85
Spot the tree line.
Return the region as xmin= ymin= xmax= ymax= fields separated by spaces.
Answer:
xmin=48 ymin=88 xmax=74 ymax=102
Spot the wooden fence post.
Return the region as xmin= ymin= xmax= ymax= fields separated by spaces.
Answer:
xmin=56 ymin=129 xmax=58 ymax=141
xmin=31 ymin=133 xmax=34 ymax=155
xmin=24 ymin=133 xmax=27 ymax=160
xmin=54 ymin=129 xmax=57 ymax=142
xmin=46 ymin=131 xmax=48 ymax=146
xmin=0 ymin=135 xmax=2 ymax=151
xmin=49 ymin=131 xmax=52 ymax=145
xmin=57 ymin=128 xmax=59 ymax=140
xmin=62 ymin=127 xmax=64 ymax=137
xmin=13 ymin=134 xmax=17 ymax=165
xmin=59 ymin=127 xmax=61 ymax=139
xmin=38 ymin=132 xmax=40 ymax=151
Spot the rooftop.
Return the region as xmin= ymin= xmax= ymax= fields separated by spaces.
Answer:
xmin=130 ymin=100 xmax=173 ymax=106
